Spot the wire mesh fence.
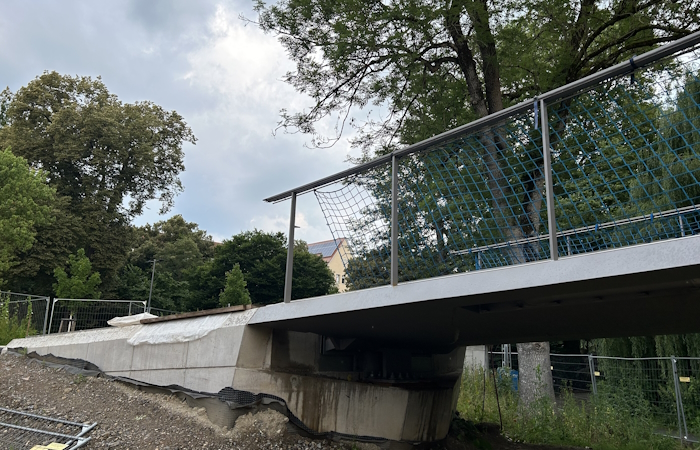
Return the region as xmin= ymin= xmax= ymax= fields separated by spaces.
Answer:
xmin=1 ymin=291 xmax=51 ymax=338
xmin=306 ymin=36 xmax=700 ymax=291
xmin=47 ymin=299 xmax=148 ymax=334
xmin=47 ymin=299 xmax=183 ymax=334
xmin=0 ymin=406 xmax=95 ymax=449
xmin=315 ymin=162 xmax=393 ymax=290
xmin=490 ymin=351 xmax=700 ymax=442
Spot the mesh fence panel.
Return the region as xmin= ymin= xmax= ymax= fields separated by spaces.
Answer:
xmin=593 ymin=357 xmax=679 ymax=429
xmin=315 ymin=163 xmax=393 ymax=290
xmin=2 ymin=291 xmax=51 ymax=337
xmin=0 ymin=407 xmax=93 ymax=449
xmin=548 ymin=50 xmax=700 ymax=254
xmin=313 ymin=42 xmax=700 ymax=290
xmin=488 ymin=352 xmax=700 ymax=441
xmin=48 ymin=299 xmax=147 ymax=334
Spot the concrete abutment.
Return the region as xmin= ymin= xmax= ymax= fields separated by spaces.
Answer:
xmin=6 ymin=309 xmax=464 ymax=442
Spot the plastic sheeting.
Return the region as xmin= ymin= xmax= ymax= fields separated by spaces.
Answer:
xmin=126 ymin=313 xmax=233 ymax=346
xmin=107 ymin=313 xmax=157 ymax=327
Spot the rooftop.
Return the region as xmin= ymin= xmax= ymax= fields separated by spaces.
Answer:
xmin=307 ymin=238 xmax=345 ymax=259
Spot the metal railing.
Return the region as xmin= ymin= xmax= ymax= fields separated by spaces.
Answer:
xmin=491 ymin=351 xmax=700 ymax=442
xmin=46 ymin=298 xmax=182 ymax=334
xmin=1 ymin=291 xmax=51 ymax=336
xmin=47 ymin=298 xmax=146 ymax=334
xmin=0 ymin=406 xmax=95 ymax=449
xmin=265 ymin=31 xmax=700 ymax=297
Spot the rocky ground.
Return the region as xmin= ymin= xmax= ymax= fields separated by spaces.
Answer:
xmin=0 ymin=352 xmax=579 ymax=450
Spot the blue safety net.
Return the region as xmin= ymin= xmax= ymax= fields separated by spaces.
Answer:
xmin=315 ymin=44 xmax=700 ymax=290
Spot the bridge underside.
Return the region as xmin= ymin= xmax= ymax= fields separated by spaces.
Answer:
xmin=251 ymin=236 xmax=700 ymax=348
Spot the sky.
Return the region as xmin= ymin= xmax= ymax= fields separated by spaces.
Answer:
xmin=0 ymin=0 xmax=358 ymax=243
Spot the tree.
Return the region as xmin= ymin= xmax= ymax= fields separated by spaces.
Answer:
xmin=197 ymin=230 xmax=336 ymax=308
xmin=219 ymin=264 xmax=252 ymax=307
xmin=115 ymin=215 xmax=215 ymax=311
xmin=0 ymin=72 xmax=196 ymax=294
xmin=0 ymin=148 xmax=54 ymax=285
xmin=255 ymin=0 xmax=700 ymax=405
xmin=53 ymin=249 xmax=102 ymax=299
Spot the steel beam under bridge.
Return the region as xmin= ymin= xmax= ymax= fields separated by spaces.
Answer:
xmin=250 ymin=236 xmax=700 ymax=348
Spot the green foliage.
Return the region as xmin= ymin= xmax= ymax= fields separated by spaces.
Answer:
xmin=53 ymin=248 xmax=101 ymax=299
xmin=219 ymin=264 xmax=251 ymax=307
xmin=202 ymin=230 xmax=336 ymax=307
xmin=0 ymin=72 xmax=195 ymax=295
xmin=0 ymin=148 xmax=55 ymax=285
xmin=255 ymin=0 xmax=699 ymax=152
xmin=115 ymin=215 xmax=215 ymax=311
xmin=457 ymin=367 xmax=680 ymax=449
xmin=0 ymin=295 xmax=36 ymax=345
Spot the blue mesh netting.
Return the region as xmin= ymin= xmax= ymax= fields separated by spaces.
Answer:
xmin=316 ymin=46 xmax=700 ymax=290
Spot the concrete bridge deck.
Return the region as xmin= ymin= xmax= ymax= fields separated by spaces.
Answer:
xmin=251 ymin=235 xmax=700 ymax=347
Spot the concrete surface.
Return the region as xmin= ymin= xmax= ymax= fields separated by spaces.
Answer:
xmin=7 ymin=310 xmax=462 ymax=442
xmin=250 ymin=235 xmax=700 ymax=345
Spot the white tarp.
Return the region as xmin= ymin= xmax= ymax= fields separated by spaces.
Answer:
xmin=107 ymin=313 xmax=157 ymax=327
xmin=126 ymin=313 xmax=232 ymax=346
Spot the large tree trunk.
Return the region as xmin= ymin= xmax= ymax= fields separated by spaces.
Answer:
xmin=447 ymin=0 xmax=557 ymax=408
xmin=517 ymin=342 xmax=555 ymax=406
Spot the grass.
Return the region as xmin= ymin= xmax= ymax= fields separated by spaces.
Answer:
xmin=457 ymin=367 xmax=695 ymax=450
xmin=0 ymin=295 xmax=36 ymax=345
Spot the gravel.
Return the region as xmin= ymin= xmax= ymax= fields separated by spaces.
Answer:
xmin=0 ymin=352 xmax=577 ymax=450
xmin=0 ymin=352 xmax=355 ymax=450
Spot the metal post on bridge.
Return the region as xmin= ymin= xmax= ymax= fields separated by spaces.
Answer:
xmin=539 ymin=98 xmax=559 ymax=261
xmin=284 ymin=192 xmax=297 ymax=303
xmin=391 ymin=155 xmax=399 ymax=286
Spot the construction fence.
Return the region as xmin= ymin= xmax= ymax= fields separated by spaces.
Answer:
xmin=1 ymin=291 xmax=180 ymax=337
xmin=490 ymin=350 xmax=700 ymax=442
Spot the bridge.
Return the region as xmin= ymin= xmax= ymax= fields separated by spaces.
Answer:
xmin=6 ymin=32 xmax=700 ymax=444
xmin=260 ymin=30 xmax=700 ymax=346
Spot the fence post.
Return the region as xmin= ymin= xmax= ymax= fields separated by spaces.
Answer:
xmin=391 ymin=155 xmax=399 ymax=286
xmin=47 ymin=298 xmax=58 ymax=335
xmin=42 ymin=297 xmax=50 ymax=335
xmin=284 ymin=192 xmax=297 ymax=303
xmin=671 ymin=356 xmax=689 ymax=441
xmin=588 ymin=354 xmax=597 ymax=395
xmin=539 ymin=99 xmax=558 ymax=261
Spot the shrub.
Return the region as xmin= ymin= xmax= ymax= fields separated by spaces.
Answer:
xmin=457 ymin=366 xmax=681 ymax=449
xmin=0 ymin=295 xmax=36 ymax=345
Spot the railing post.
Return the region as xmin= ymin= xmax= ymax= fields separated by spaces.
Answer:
xmin=539 ymin=99 xmax=558 ymax=261
xmin=391 ymin=155 xmax=399 ymax=286
xmin=284 ymin=192 xmax=297 ymax=303
xmin=588 ymin=354 xmax=597 ymax=395
xmin=671 ymin=356 xmax=689 ymax=441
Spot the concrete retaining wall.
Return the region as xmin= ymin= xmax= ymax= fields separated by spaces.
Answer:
xmin=6 ymin=309 xmax=462 ymax=442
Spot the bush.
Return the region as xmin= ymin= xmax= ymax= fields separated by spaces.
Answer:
xmin=0 ymin=295 xmax=36 ymax=345
xmin=457 ymin=366 xmax=681 ymax=449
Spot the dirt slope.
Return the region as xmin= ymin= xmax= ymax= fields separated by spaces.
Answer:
xmin=0 ymin=352 xmax=578 ymax=450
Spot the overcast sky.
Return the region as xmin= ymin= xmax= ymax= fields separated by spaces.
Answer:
xmin=0 ymin=0 xmax=357 ymax=243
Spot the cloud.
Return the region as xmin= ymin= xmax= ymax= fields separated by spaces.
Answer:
xmin=0 ymin=0 xmax=355 ymax=245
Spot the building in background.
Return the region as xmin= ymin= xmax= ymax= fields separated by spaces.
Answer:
xmin=307 ymin=238 xmax=348 ymax=292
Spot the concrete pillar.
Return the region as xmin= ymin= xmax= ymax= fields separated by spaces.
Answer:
xmin=463 ymin=345 xmax=488 ymax=369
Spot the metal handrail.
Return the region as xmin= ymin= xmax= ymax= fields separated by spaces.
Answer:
xmin=450 ymin=205 xmax=699 ymax=255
